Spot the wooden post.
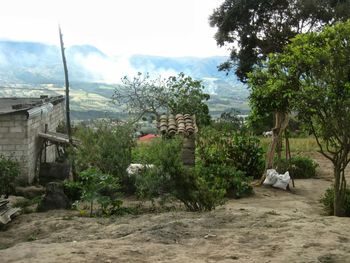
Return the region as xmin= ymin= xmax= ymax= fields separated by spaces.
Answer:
xmin=44 ymin=124 xmax=48 ymax=163
xmin=59 ymin=25 xmax=72 ymax=144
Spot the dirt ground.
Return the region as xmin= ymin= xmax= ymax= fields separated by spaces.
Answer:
xmin=1 ymin=152 xmax=350 ymax=263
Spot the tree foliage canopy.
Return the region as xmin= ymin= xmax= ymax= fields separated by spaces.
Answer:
xmin=249 ymin=20 xmax=350 ymax=216
xmin=209 ymin=0 xmax=350 ymax=82
xmin=113 ymin=72 xmax=210 ymax=126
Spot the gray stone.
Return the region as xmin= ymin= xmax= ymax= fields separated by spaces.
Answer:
xmin=39 ymin=162 xmax=71 ymax=185
xmin=37 ymin=182 xmax=70 ymax=212
xmin=15 ymin=186 xmax=45 ymax=199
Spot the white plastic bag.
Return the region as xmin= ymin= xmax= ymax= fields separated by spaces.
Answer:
xmin=272 ymin=171 xmax=290 ymax=190
xmin=263 ymin=169 xmax=279 ymax=185
xmin=263 ymin=169 xmax=290 ymax=190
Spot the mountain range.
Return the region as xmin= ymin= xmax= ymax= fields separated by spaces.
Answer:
xmin=0 ymin=40 xmax=249 ymax=119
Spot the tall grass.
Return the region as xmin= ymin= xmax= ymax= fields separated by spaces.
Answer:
xmin=259 ymin=136 xmax=320 ymax=153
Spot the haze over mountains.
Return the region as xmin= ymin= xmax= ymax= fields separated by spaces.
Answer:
xmin=0 ymin=40 xmax=249 ymax=119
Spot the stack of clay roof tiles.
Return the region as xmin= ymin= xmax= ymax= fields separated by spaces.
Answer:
xmin=159 ymin=114 xmax=198 ymax=137
xmin=0 ymin=198 xmax=20 ymax=225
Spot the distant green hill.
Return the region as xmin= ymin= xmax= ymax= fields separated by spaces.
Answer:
xmin=0 ymin=40 xmax=249 ymax=119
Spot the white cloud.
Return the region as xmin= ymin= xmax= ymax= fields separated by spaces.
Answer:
xmin=0 ymin=0 xmax=226 ymax=57
xmin=74 ymin=54 xmax=138 ymax=83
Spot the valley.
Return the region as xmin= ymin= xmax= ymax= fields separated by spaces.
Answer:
xmin=0 ymin=40 xmax=249 ymax=120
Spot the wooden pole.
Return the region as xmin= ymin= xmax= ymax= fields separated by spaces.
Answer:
xmin=59 ymin=25 xmax=72 ymax=144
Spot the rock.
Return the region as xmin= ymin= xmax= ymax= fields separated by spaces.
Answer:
xmin=15 ymin=186 xmax=45 ymax=199
xmin=39 ymin=162 xmax=71 ymax=185
xmin=37 ymin=182 xmax=71 ymax=212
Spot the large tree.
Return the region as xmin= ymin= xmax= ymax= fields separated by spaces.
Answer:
xmin=209 ymin=0 xmax=350 ymax=82
xmin=249 ymin=20 xmax=350 ymax=216
xmin=248 ymin=55 xmax=293 ymax=170
xmin=113 ymin=72 xmax=210 ymax=126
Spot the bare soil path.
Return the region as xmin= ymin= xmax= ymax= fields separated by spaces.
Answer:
xmin=1 ymin=152 xmax=350 ymax=263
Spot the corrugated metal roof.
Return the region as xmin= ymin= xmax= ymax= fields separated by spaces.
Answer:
xmin=0 ymin=96 xmax=64 ymax=116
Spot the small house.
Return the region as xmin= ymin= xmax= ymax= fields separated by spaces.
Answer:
xmin=0 ymin=96 xmax=65 ymax=184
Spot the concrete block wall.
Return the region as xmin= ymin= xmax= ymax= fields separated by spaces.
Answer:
xmin=0 ymin=101 xmax=65 ymax=184
xmin=0 ymin=113 xmax=29 ymax=183
xmin=27 ymin=102 xmax=65 ymax=184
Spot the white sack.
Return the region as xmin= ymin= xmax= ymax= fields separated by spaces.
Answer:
xmin=127 ymin=164 xmax=155 ymax=175
xmin=263 ymin=169 xmax=290 ymax=190
xmin=263 ymin=169 xmax=279 ymax=185
xmin=272 ymin=171 xmax=290 ymax=190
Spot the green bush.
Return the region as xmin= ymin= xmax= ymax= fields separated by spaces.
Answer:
xmin=320 ymin=187 xmax=350 ymax=216
xmin=72 ymin=121 xmax=135 ymax=194
xmin=78 ymin=168 xmax=122 ymax=216
xmin=175 ymin=167 xmax=226 ymax=211
xmin=195 ymin=126 xmax=262 ymax=197
xmin=134 ymin=137 xmax=225 ymax=211
xmin=195 ymin=127 xmax=258 ymax=198
xmin=0 ymin=155 xmax=20 ymax=197
xmin=134 ymin=168 xmax=165 ymax=200
xmin=196 ymin=163 xmax=252 ymax=199
xmin=134 ymin=137 xmax=183 ymax=198
xmin=229 ymin=134 xmax=265 ymax=179
xmin=197 ymin=127 xmax=264 ymax=179
xmin=275 ymin=156 xmax=318 ymax=179
xmin=63 ymin=180 xmax=82 ymax=202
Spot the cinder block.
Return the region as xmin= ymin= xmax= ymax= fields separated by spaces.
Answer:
xmin=8 ymin=132 xmax=26 ymax=139
xmin=0 ymin=115 xmax=12 ymax=121
xmin=14 ymin=121 xmax=25 ymax=126
xmin=0 ymin=127 xmax=9 ymax=133
xmin=0 ymin=121 xmax=14 ymax=127
xmin=14 ymin=114 xmax=27 ymax=121
xmin=2 ymin=145 xmax=17 ymax=151
xmin=0 ymin=138 xmax=27 ymax=145
xmin=10 ymin=126 xmax=23 ymax=133
xmin=15 ymin=145 xmax=28 ymax=150
xmin=0 ymin=151 xmax=14 ymax=157
xmin=12 ymin=150 xmax=24 ymax=157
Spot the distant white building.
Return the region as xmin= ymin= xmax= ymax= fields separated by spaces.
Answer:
xmin=0 ymin=96 xmax=65 ymax=184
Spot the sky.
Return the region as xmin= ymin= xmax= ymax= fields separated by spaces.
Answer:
xmin=0 ymin=0 xmax=227 ymax=57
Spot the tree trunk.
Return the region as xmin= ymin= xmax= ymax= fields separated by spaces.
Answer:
xmin=261 ymin=111 xmax=289 ymax=184
xmin=285 ymin=130 xmax=291 ymax=161
xmin=284 ymin=129 xmax=295 ymax=187
xmin=276 ymin=128 xmax=284 ymax=160
xmin=265 ymin=112 xmax=289 ymax=169
xmin=333 ymin=164 xmax=347 ymax=217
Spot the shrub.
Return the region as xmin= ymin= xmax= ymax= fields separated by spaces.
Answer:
xmin=134 ymin=167 xmax=166 ymax=200
xmin=175 ymin=168 xmax=226 ymax=211
xmin=72 ymin=121 xmax=135 ymax=194
xmin=78 ymin=168 xmax=122 ymax=216
xmin=134 ymin=137 xmax=183 ymax=198
xmin=197 ymin=127 xmax=264 ymax=179
xmin=228 ymin=134 xmax=265 ymax=179
xmin=0 ymin=155 xmax=20 ymax=197
xmin=320 ymin=187 xmax=350 ymax=216
xmin=134 ymin=137 xmax=225 ymax=211
xmin=63 ymin=180 xmax=82 ymax=202
xmin=196 ymin=163 xmax=252 ymax=199
xmin=275 ymin=156 xmax=318 ymax=179
xmin=195 ymin=128 xmax=258 ymax=198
